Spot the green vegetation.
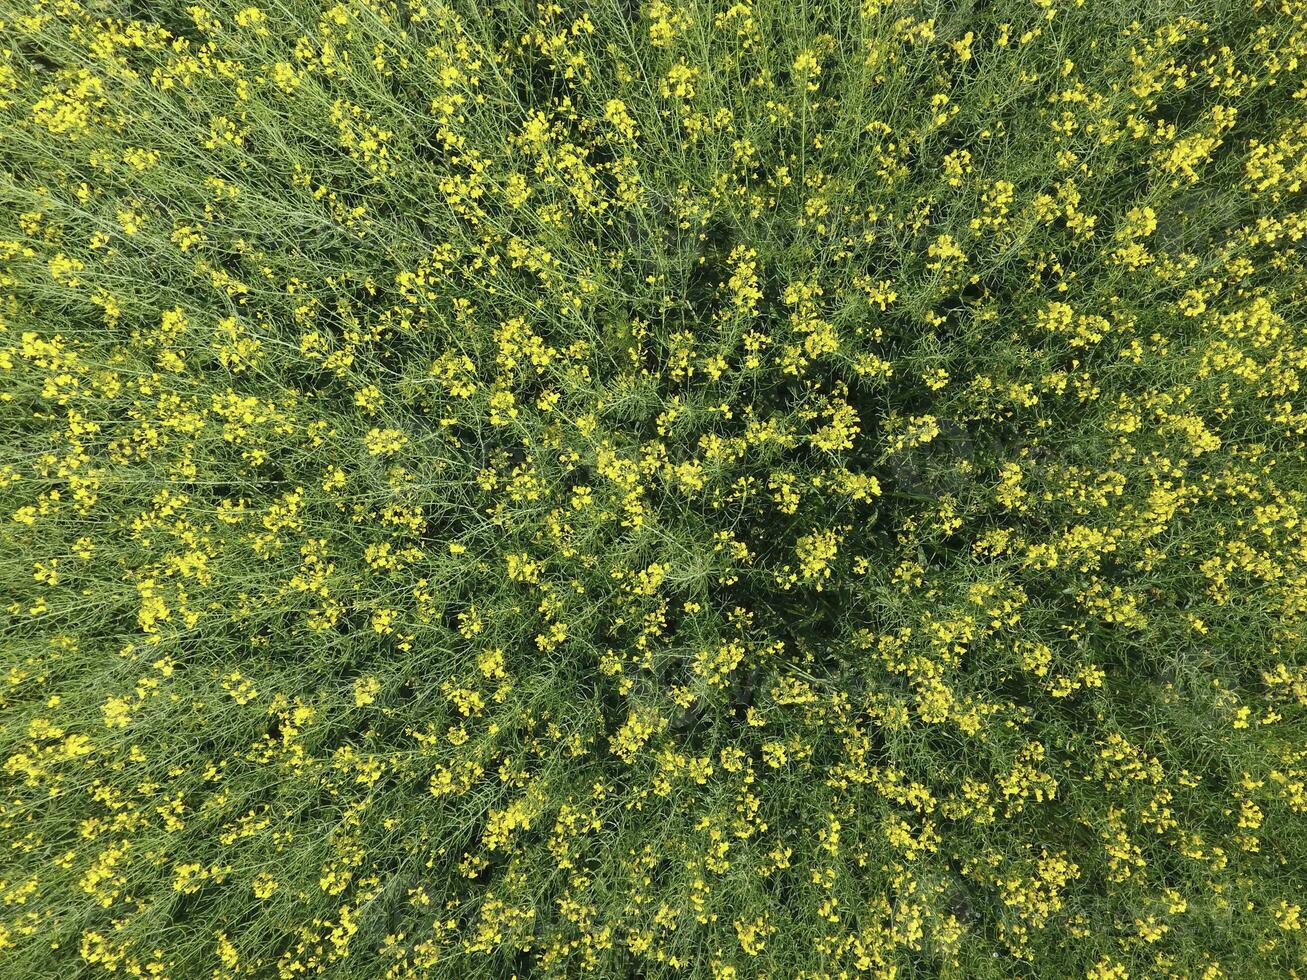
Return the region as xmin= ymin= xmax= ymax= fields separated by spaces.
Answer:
xmin=1 ymin=0 xmax=1306 ymax=976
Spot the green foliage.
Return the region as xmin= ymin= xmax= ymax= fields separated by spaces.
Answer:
xmin=1 ymin=0 xmax=1306 ymax=977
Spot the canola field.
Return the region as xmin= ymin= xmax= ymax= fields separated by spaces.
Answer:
xmin=1 ymin=0 xmax=1306 ymax=977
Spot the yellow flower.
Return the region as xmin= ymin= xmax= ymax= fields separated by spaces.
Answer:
xmin=364 ymin=427 xmax=408 ymax=456
xmin=353 ymin=676 xmax=381 ymax=707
